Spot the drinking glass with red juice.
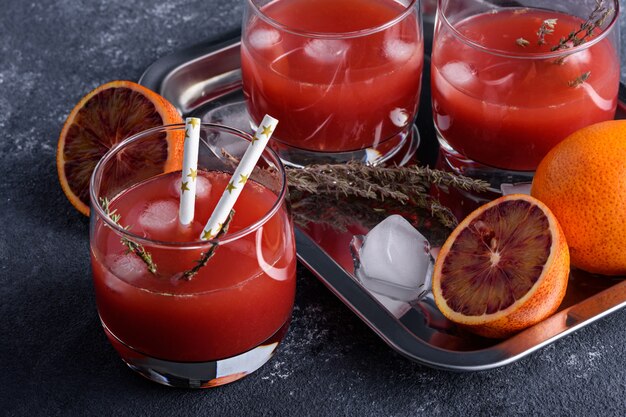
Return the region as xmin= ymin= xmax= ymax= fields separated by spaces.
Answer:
xmin=241 ymin=0 xmax=424 ymax=166
xmin=89 ymin=124 xmax=296 ymax=388
xmin=431 ymin=0 xmax=620 ymax=181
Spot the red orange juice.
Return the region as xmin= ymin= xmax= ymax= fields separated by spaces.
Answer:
xmin=241 ymin=0 xmax=423 ymax=153
xmin=90 ymin=170 xmax=296 ymax=363
xmin=431 ymin=8 xmax=619 ymax=171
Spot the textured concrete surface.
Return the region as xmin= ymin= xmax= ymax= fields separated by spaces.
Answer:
xmin=1 ymin=1 xmax=625 ymax=416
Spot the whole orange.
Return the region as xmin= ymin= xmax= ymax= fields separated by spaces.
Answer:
xmin=531 ymin=120 xmax=626 ymax=275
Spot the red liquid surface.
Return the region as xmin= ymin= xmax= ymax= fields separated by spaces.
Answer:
xmin=90 ymin=171 xmax=296 ymax=362
xmin=431 ymin=9 xmax=619 ymax=171
xmin=241 ymin=0 xmax=423 ymax=152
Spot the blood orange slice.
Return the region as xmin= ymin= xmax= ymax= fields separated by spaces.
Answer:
xmin=57 ymin=80 xmax=184 ymax=216
xmin=432 ymin=194 xmax=570 ymax=339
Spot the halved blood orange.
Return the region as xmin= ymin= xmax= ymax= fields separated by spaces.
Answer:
xmin=57 ymin=80 xmax=184 ymax=216
xmin=432 ymin=194 xmax=570 ymax=339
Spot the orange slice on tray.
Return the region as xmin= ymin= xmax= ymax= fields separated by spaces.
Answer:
xmin=57 ymin=80 xmax=184 ymax=216
xmin=432 ymin=194 xmax=570 ymax=339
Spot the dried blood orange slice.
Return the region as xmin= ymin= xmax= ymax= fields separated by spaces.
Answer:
xmin=57 ymin=80 xmax=184 ymax=216
xmin=432 ymin=194 xmax=570 ymax=339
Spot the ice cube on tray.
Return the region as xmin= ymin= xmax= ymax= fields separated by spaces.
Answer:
xmin=352 ymin=215 xmax=433 ymax=303
xmin=500 ymin=182 xmax=532 ymax=195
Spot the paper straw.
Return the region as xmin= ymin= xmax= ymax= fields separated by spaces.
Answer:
xmin=199 ymin=114 xmax=278 ymax=240
xmin=179 ymin=117 xmax=201 ymax=225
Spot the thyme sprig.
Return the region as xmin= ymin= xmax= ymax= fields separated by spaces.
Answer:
xmin=99 ymin=197 xmax=157 ymax=274
xmin=287 ymin=162 xmax=489 ymax=229
xmin=221 ymin=148 xmax=489 ymax=209
xmin=516 ymin=1 xmax=614 ymax=63
xmin=551 ymin=0 xmax=614 ymax=52
xmin=537 ymin=18 xmax=558 ymax=45
xmin=181 ymin=210 xmax=234 ymax=280
xmin=219 ymin=149 xmax=489 ymax=232
xmin=568 ymin=71 xmax=592 ymax=88
xmin=286 ymin=162 xmax=489 ymax=201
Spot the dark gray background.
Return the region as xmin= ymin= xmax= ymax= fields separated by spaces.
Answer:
xmin=1 ymin=0 xmax=625 ymax=416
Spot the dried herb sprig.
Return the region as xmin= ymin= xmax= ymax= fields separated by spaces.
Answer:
xmin=181 ymin=210 xmax=234 ymax=280
xmin=221 ymin=149 xmax=489 ymax=199
xmin=410 ymin=192 xmax=458 ymax=229
xmin=100 ymin=197 xmax=157 ymax=274
xmin=286 ymin=162 xmax=489 ymax=202
xmin=568 ymin=71 xmax=591 ymax=88
xmin=537 ymin=18 xmax=558 ymax=45
xmin=551 ymin=0 xmax=614 ymax=52
xmin=287 ymin=164 xmax=410 ymax=202
xmin=287 ymin=162 xmax=488 ymax=229
xmin=219 ymin=150 xmax=488 ymax=231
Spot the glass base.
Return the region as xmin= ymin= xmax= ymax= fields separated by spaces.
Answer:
xmin=102 ymin=319 xmax=290 ymax=388
xmin=199 ymin=93 xmax=419 ymax=167
xmin=436 ymin=129 xmax=534 ymax=193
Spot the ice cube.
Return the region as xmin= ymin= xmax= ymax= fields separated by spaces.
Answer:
xmin=500 ymin=182 xmax=532 ymax=196
xmin=354 ymin=215 xmax=432 ymax=302
xmin=389 ymin=107 xmax=409 ymax=127
xmin=384 ymin=39 xmax=414 ymax=62
xmin=304 ymin=39 xmax=348 ymax=63
xmin=169 ymin=175 xmax=183 ymax=197
xmin=138 ymin=199 xmax=178 ymax=234
xmin=195 ymin=176 xmax=212 ymax=199
xmin=169 ymin=174 xmax=211 ymax=199
xmin=435 ymin=112 xmax=451 ymax=131
xmin=106 ymin=254 xmax=147 ymax=281
xmin=440 ymin=61 xmax=477 ymax=88
xmin=248 ymin=28 xmax=281 ymax=50
xmin=480 ymin=62 xmax=515 ymax=88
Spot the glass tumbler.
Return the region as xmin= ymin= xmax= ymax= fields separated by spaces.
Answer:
xmin=89 ymin=124 xmax=296 ymax=388
xmin=241 ymin=0 xmax=424 ymax=166
xmin=431 ymin=0 xmax=620 ymax=185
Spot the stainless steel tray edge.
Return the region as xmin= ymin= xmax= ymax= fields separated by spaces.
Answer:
xmin=296 ymin=228 xmax=626 ymax=371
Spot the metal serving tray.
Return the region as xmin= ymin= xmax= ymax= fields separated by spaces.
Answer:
xmin=140 ymin=31 xmax=626 ymax=371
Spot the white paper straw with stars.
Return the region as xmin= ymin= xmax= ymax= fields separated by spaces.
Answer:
xmin=199 ymin=114 xmax=278 ymax=241
xmin=179 ymin=117 xmax=201 ymax=225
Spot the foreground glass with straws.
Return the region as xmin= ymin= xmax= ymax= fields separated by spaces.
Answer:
xmin=89 ymin=123 xmax=296 ymax=388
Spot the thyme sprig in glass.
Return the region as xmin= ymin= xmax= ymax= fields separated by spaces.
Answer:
xmin=181 ymin=210 xmax=235 ymax=280
xmin=100 ymin=197 xmax=157 ymax=274
xmin=537 ymin=18 xmax=558 ymax=45
xmin=568 ymin=71 xmax=592 ymax=88
xmin=551 ymin=0 xmax=614 ymax=52
xmin=514 ymin=1 xmax=614 ymax=58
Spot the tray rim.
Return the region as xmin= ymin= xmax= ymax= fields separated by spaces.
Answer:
xmin=139 ymin=31 xmax=626 ymax=371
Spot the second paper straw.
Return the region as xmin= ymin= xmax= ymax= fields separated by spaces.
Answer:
xmin=200 ymin=115 xmax=278 ymax=240
xmin=179 ymin=117 xmax=201 ymax=225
